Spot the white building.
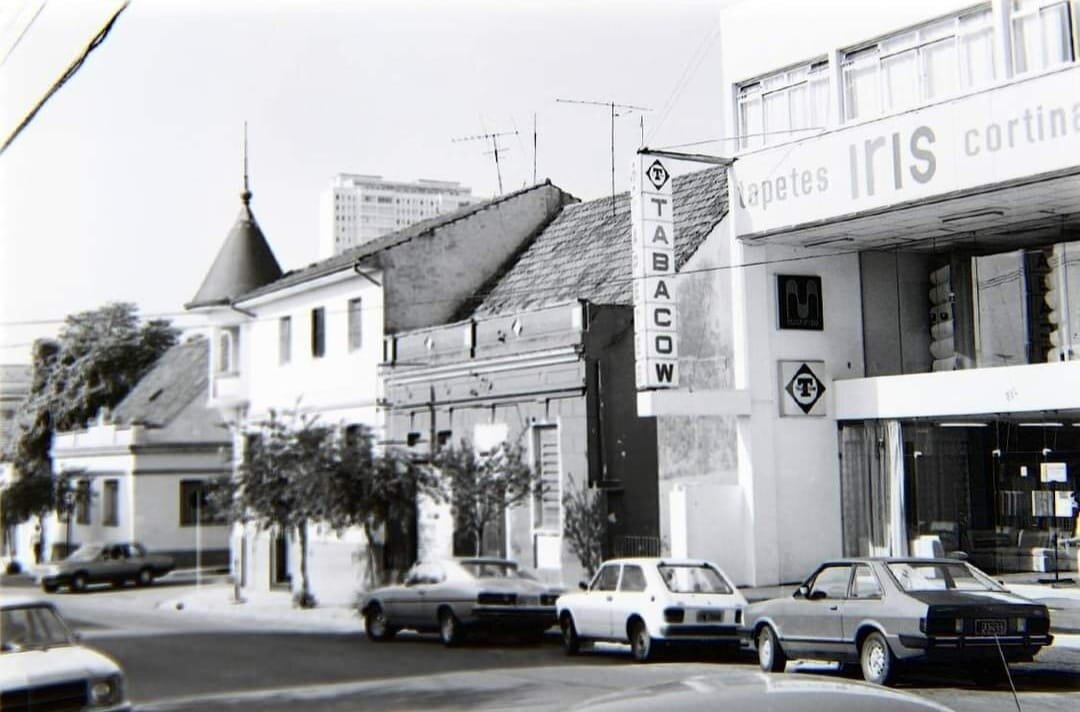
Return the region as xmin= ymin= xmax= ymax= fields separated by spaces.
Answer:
xmin=188 ymin=178 xmax=571 ymax=604
xmin=642 ymin=0 xmax=1080 ymax=586
xmin=317 ymin=174 xmax=482 ymax=258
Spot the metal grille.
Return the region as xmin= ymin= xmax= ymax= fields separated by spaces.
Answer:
xmin=614 ymin=535 xmax=661 ymax=557
xmin=0 ymin=680 xmax=88 ymax=712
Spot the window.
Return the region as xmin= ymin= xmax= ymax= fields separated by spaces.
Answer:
xmin=216 ymin=328 xmax=237 ymax=374
xmin=75 ymin=480 xmax=91 ymax=525
xmin=348 ymin=298 xmax=363 ymax=351
xmin=591 ymin=564 xmax=620 ymax=591
xmin=658 ymin=563 xmax=734 ymax=594
xmin=180 ymin=480 xmax=221 ymax=526
xmin=279 ymin=316 xmax=292 ymax=365
xmin=532 ymin=424 xmax=561 ymax=531
xmin=102 ymin=480 xmax=118 ymax=527
xmin=311 ymin=307 xmax=325 ymax=358
xmin=619 ymin=565 xmax=648 ymax=592
xmin=850 ymin=564 xmax=883 ymax=599
xmin=737 ymin=60 xmax=830 ymax=149
xmin=808 ymin=565 xmax=853 ymax=599
xmin=1012 ymin=0 xmax=1074 ymax=74
xmin=842 ymin=7 xmax=996 ymax=121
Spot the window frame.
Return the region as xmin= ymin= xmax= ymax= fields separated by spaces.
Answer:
xmin=75 ymin=479 xmax=91 ymax=525
xmin=311 ymin=307 xmax=326 ymax=359
xmin=179 ymin=479 xmax=222 ymax=527
xmin=347 ymin=298 xmax=363 ymax=352
xmin=278 ymin=315 xmax=292 ymax=365
xmin=736 ymin=57 xmax=830 ymax=150
xmin=102 ymin=479 xmax=119 ymax=527
xmin=1011 ymin=0 xmax=1076 ymax=75
xmin=531 ymin=423 xmax=562 ymax=533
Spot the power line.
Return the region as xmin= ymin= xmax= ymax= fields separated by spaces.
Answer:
xmin=0 ymin=0 xmax=129 ymax=156
xmin=0 ymin=0 xmax=47 ymax=67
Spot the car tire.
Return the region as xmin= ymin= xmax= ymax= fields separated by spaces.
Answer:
xmin=860 ymin=631 xmax=896 ymax=686
xmin=560 ymin=613 xmax=581 ymax=655
xmin=629 ymin=619 xmax=656 ymax=663
xmin=757 ymin=625 xmax=788 ymax=673
xmin=137 ymin=568 xmax=154 ymax=587
xmin=71 ymin=572 xmax=88 ymax=593
xmin=364 ymin=603 xmax=397 ymax=642
xmin=438 ymin=608 xmax=464 ymax=646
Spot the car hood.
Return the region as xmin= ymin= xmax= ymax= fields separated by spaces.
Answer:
xmin=0 ymin=645 xmax=121 ymax=690
xmin=904 ymin=589 xmax=1042 ymax=608
xmin=573 ymin=669 xmax=953 ymax=712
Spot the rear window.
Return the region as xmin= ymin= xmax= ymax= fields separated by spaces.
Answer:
xmin=657 ymin=564 xmax=732 ymax=594
xmin=887 ymin=561 xmax=1002 ymax=592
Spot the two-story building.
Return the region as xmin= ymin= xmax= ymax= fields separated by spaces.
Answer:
xmin=645 ymin=0 xmax=1080 ymax=586
xmin=187 ymin=178 xmax=573 ymax=603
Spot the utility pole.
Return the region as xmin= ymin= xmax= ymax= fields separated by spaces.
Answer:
xmin=555 ymin=98 xmax=651 ymax=215
xmin=452 ymin=129 xmax=519 ymax=195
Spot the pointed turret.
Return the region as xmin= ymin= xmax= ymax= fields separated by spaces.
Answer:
xmin=186 ymin=128 xmax=282 ymax=310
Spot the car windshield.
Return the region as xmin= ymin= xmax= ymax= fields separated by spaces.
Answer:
xmin=1 ymin=605 xmax=74 ymax=653
xmin=459 ymin=561 xmax=526 ymax=579
xmin=66 ymin=545 xmax=103 ymax=562
xmin=887 ymin=561 xmax=1003 ymax=592
xmin=658 ymin=564 xmax=733 ymax=594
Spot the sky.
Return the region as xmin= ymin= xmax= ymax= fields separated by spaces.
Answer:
xmin=0 ymin=0 xmax=731 ymax=363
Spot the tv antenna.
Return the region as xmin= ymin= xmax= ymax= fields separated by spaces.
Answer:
xmin=556 ymin=98 xmax=651 ymax=215
xmin=452 ymin=129 xmax=519 ymax=195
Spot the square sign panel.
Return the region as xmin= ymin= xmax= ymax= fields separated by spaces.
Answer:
xmin=779 ymin=360 xmax=827 ymax=416
xmin=777 ymin=274 xmax=824 ymax=330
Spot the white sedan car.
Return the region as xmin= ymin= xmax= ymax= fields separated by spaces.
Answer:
xmin=556 ymin=557 xmax=747 ymax=662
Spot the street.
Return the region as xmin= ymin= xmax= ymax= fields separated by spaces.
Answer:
xmin=16 ymin=581 xmax=1080 ymax=711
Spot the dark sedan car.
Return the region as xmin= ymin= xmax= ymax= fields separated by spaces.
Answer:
xmin=35 ymin=543 xmax=175 ymax=593
xmin=359 ymin=558 xmax=562 ymax=645
xmin=743 ymin=557 xmax=1052 ymax=686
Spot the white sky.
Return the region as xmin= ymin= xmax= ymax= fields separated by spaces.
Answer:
xmin=0 ymin=0 xmax=732 ymax=362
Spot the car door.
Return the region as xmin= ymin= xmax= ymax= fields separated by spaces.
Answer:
xmin=400 ymin=562 xmax=444 ymax=628
xmin=95 ymin=545 xmax=125 ymax=583
xmin=576 ymin=564 xmax=620 ymax=639
xmin=607 ymin=564 xmax=649 ymax=642
xmin=839 ymin=563 xmax=884 ymax=657
xmin=781 ymin=564 xmax=851 ymax=658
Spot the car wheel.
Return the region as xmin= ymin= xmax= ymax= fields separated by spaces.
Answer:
xmin=860 ymin=631 xmax=895 ymax=686
xmin=560 ymin=614 xmax=581 ymax=655
xmin=438 ymin=608 xmax=464 ymax=646
xmin=71 ymin=572 xmax=88 ymax=593
xmin=137 ymin=568 xmax=154 ymax=587
xmin=629 ymin=619 xmax=656 ymax=663
xmin=757 ymin=625 xmax=788 ymax=673
xmin=364 ymin=604 xmax=397 ymax=642
xmin=41 ymin=582 xmax=58 ymax=594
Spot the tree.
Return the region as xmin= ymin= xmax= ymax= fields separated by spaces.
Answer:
xmin=562 ymin=474 xmax=607 ymax=577
xmin=4 ymin=303 xmax=178 ymax=529
xmin=435 ymin=439 xmax=540 ymax=557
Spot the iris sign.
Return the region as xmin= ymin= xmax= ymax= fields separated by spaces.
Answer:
xmin=632 ymin=155 xmax=678 ymax=389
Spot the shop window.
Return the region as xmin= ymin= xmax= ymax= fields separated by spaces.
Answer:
xmin=842 ymin=6 xmax=995 ymax=121
xmin=532 ymin=424 xmax=561 ymax=531
xmin=311 ymin=307 xmax=326 ymax=358
xmin=348 ymin=298 xmax=363 ymax=351
xmin=102 ymin=480 xmax=118 ymax=527
xmin=1012 ymin=0 xmax=1074 ymax=74
xmin=279 ymin=316 xmax=292 ymax=365
xmin=737 ymin=59 xmax=829 ymax=150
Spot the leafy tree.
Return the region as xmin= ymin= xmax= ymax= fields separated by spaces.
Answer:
xmin=562 ymin=474 xmax=607 ymax=577
xmin=4 ymin=303 xmax=178 ymax=529
xmin=434 ymin=439 xmax=540 ymax=557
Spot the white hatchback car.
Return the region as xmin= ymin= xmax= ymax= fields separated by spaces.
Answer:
xmin=556 ymin=557 xmax=747 ymax=662
xmin=1 ymin=594 xmax=131 ymax=711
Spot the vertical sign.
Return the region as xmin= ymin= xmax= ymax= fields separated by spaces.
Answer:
xmin=631 ymin=155 xmax=678 ymax=389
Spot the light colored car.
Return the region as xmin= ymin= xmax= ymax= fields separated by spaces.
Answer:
xmin=743 ymin=557 xmax=1053 ymax=686
xmin=556 ymin=557 xmax=748 ymax=662
xmin=36 ymin=543 xmax=175 ymax=593
xmin=0 ymin=594 xmax=131 ymax=711
xmin=358 ymin=558 xmax=562 ymax=645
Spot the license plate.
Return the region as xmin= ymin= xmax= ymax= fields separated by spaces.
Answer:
xmin=698 ymin=611 xmax=724 ymax=623
xmin=975 ymin=619 xmax=1006 ymax=635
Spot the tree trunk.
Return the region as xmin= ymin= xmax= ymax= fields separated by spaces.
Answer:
xmin=297 ymin=520 xmax=313 ymax=606
xmin=474 ymin=523 xmax=483 ymax=557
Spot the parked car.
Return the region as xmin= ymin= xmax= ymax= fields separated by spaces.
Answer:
xmin=742 ymin=557 xmax=1053 ymax=686
xmin=36 ymin=542 xmax=175 ymax=593
xmin=556 ymin=557 xmax=748 ymax=662
xmin=1 ymin=594 xmax=131 ymax=711
xmin=358 ymin=558 xmax=562 ymax=645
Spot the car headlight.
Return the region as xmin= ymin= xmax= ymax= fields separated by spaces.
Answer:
xmin=89 ymin=674 xmax=124 ymax=707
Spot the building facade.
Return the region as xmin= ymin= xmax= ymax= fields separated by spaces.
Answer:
xmin=0 ymin=364 xmax=32 ymax=565
xmin=318 ymin=174 xmax=482 ymax=258
xmin=646 ymin=0 xmax=1080 ymax=586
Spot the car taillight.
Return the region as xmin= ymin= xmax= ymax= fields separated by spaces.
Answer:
xmin=540 ymin=594 xmax=558 ymax=606
xmin=664 ymin=607 xmax=685 ymax=623
xmin=477 ymin=592 xmax=517 ymax=605
xmin=1016 ymin=617 xmax=1027 ymax=633
xmin=921 ymin=617 xmax=961 ymax=635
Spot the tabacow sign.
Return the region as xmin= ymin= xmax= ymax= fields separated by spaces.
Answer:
xmin=731 ymin=65 xmax=1080 ymax=237
xmin=779 ymin=360 xmax=827 ymax=416
xmin=632 ymin=155 xmax=678 ymax=389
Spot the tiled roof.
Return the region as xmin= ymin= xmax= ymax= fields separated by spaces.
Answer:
xmin=112 ymin=337 xmax=209 ymax=428
xmin=471 ymin=165 xmax=727 ymax=316
xmin=187 ymin=198 xmax=283 ymax=309
xmin=237 ymin=181 xmax=564 ymax=304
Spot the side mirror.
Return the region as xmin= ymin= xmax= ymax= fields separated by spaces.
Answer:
xmin=795 ymin=585 xmax=810 ymax=599
xmin=578 ymin=580 xmax=588 ymax=591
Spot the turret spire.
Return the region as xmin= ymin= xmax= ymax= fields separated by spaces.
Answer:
xmin=241 ymin=121 xmax=251 ymax=206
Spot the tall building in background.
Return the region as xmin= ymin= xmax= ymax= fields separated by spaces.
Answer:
xmin=318 ymin=174 xmax=482 ymax=257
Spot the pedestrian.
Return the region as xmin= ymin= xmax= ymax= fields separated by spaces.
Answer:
xmin=31 ymin=524 xmax=42 ymax=565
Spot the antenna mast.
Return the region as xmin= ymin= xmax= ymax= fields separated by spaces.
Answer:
xmin=451 ymin=129 xmax=519 ymax=195
xmin=555 ymin=98 xmax=651 ymax=215
xmin=241 ymin=121 xmax=251 ymax=206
